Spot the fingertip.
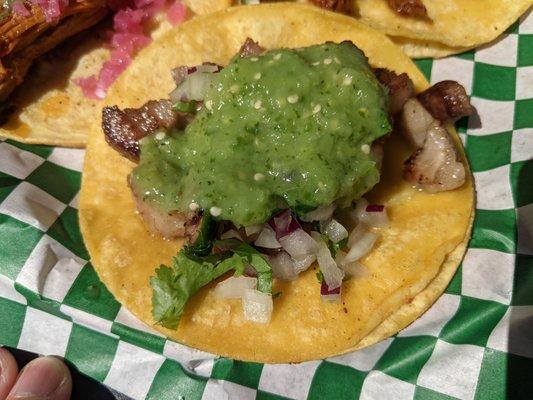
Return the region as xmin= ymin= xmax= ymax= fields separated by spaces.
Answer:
xmin=0 ymin=348 xmax=18 ymax=400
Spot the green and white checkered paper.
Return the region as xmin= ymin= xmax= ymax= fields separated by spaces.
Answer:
xmin=1 ymin=9 xmax=532 ymax=400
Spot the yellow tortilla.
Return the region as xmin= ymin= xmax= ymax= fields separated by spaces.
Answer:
xmin=389 ymin=36 xmax=471 ymax=59
xmin=0 ymin=8 xmax=197 ymax=147
xmin=79 ymin=3 xmax=474 ymax=363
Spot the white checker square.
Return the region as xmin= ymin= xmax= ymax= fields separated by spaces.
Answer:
xmin=259 ymin=361 xmax=321 ymax=400
xmin=47 ymin=148 xmax=85 ymax=172
xmin=417 ymin=340 xmax=485 ymax=400
xmin=0 ymin=142 xmax=44 ymax=179
xmin=462 ymin=248 xmax=515 ymax=305
xmin=16 ymin=235 xmax=86 ymax=302
xmin=511 ymin=128 xmax=533 ymax=163
xmin=69 ymin=192 xmax=80 ymax=209
xmin=473 ymin=165 xmax=514 ymax=210
xmin=475 ymin=34 xmax=518 ymax=67
xmin=163 ymin=340 xmax=215 ymax=378
xmin=398 ymin=294 xmax=461 ymax=337
xmin=0 ymin=182 xmax=66 ymax=231
xmin=467 ymin=98 xmax=514 ymax=136
xmin=519 ymin=8 xmax=533 ymax=34
xmin=360 ymin=371 xmax=415 ymax=400
xmin=431 ymin=57 xmax=474 ymax=94
xmin=487 ymin=306 xmax=533 ymax=359
xmin=104 ymin=341 xmax=165 ymax=399
xmin=202 ymin=379 xmax=256 ymax=400
xmin=18 ymin=307 xmax=73 ymax=356
xmin=516 ymin=67 xmax=533 ymax=100
xmin=114 ymin=306 xmax=165 ymax=337
xmin=328 ymin=338 xmax=392 ymax=371
xmin=0 ymin=275 xmax=27 ymax=305
xmin=60 ymin=304 xmax=114 ymax=335
xmin=517 ymin=204 xmax=533 ymax=256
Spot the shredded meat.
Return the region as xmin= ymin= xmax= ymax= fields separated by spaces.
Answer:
xmin=375 ymin=68 xmax=414 ymax=115
xmin=129 ymin=175 xmax=202 ymax=240
xmin=310 ymin=0 xmax=348 ymax=13
xmin=401 ymin=98 xmax=465 ymax=192
xmin=102 ymin=100 xmax=187 ymax=162
xmin=387 ymin=0 xmax=427 ymax=18
xmin=238 ymin=37 xmax=265 ymax=57
xmin=417 ymin=80 xmax=473 ymax=122
xmin=0 ymin=0 xmax=107 ymax=102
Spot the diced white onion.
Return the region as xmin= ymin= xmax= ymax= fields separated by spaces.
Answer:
xmin=254 ymin=226 xmax=281 ymax=249
xmin=169 ymin=68 xmax=216 ymax=102
xmin=321 ymin=218 xmax=349 ymax=243
xmin=321 ymin=292 xmax=341 ymax=303
xmin=301 ymin=203 xmax=335 ymax=222
xmin=279 ymin=229 xmax=318 ymax=258
xmin=268 ymin=252 xmax=298 ymax=281
xmin=214 ymin=276 xmax=257 ymax=299
xmin=310 ymin=232 xmax=344 ymax=289
xmin=336 ymin=251 xmax=367 ymax=278
xmin=220 ymin=229 xmax=242 ymax=241
xmin=344 ymin=230 xmax=378 ymax=264
xmin=243 ymin=289 xmax=273 ymax=324
xmin=354 ymin=198 xmax=389 ymax=228
xmin=347 ymin=223 xmax=368 ymax=247
xmin=245 ymin=224 xmax=263 ymax=237
xmin=293 ymin=254 xmax=316 ymax=274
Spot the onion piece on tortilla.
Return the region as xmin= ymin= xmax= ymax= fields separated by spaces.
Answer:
xmin=214 ymin=276 xmax=257 ymax=299
xmin=243 ymin=289 xmax=273 ymax=324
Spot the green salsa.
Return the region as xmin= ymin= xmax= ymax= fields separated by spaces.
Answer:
xmin=131 ymin=42 xmax=390 ymax=226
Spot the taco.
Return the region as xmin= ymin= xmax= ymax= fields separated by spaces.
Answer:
xmin=79 ymin=3 xmax=475 ymax=362
xmin=220 ymin=1 xmax=532 ymax=58
xmin=0 ymin=0 xmax=198 ymax=147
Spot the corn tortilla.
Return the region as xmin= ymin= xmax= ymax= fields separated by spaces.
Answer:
xmin=79 ymin=3 xmax=474 ymax=363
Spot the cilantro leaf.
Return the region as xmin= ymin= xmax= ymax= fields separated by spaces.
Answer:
xmin=183 ymin=213 xmax=218 ymax=258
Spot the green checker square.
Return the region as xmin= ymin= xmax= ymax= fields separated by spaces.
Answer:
xmin=307 ymin=361 xmax=366 ymax=400
xmin=14 ymin=283 xmax=67 ymax=320
xmin=211 ymin=358 xmax=263 ymax=389
xmin=474 ymin=348 xmax=506 ymax=400
xmin=47 ymin=206 xmax=88 ymax=260
xmin=0 ymin=297 xmax=26 ymax=347
xmin=506 ymin=351 xmax=533 ymax=399
xmin=373 ymin=336 xmax=437 ymax=384
xmin=414 ymin=386 xmax=457 ymax=400
xmin=414 ymin=59 xmax=433 ymax=80
xmin=445 ymin=264 xmax=462 ymax=295
xmin=0 ymin=215 xmax=43 ymax=280
xmin=111 ymin=322 xmax=165 ymax=354
xmin=518 ymin=34 xmax=533 ymax=66
xmin=466 ymin=131 xmax=512 ymax=172
xmin=512 ymin=255 xmax=533 ymax=305
xmin=472 ymin=63 xmax=516 ymax=101
xmin=439 ymin=297 xmax=507 ymax=347
xmin=26 ymin=161 xmax=80 ymax=204
xmin=5 ymin=140 xmax=53 ymax=158
xmin=146 ymin=359 xmax=207 ymax=400
xmin=456 ymin=49 xmax=475 ymax=61
xmin=514 ymin=99 xmax=533 ymax=129
xmin=469 ymin=209 xmax=516 ymax=254
xmin=63 ymin=263 xmax=121 ymax=321
xmin=256 ymin=391 xmax=292 ymax=400
xmin=65 ymin=324 xmax=118 ymax=382
xmin=0 ymin=172 xmax=20 ymax=204
xmin=511 ymin=160 xmax=533 ymax=208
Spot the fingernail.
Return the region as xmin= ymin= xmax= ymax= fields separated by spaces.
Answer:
xmin=8 ymin=356 xmax=69 ymax=399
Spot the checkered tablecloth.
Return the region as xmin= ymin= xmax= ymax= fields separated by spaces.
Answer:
xmin=1 ymin=9 xmax=532 ymax=400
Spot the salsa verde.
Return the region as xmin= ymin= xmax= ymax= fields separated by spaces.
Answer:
xmin=131 ymin=42 xmax=390 ymax=226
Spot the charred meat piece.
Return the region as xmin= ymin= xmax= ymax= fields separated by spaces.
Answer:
xmin=102 ymin=99 xmax=188 ymax=162
xmin=171 ymin=66 xmax=188 ymax=86
xmin=239 ymin=37 xmax=265 ymax=57
xmin=0 ymin=0 xmax=107 ymax=102
xmin=401 ymin=98 xmax=466 ymax=192
xmin=310 ymin=0 xmax=348 ymax=13
xmin=375 ymin=68 xmax=414 ymax=115
xmin=387 ymin=0 xmax=427 ymax=18
xmin=403 ymin=122 xmax=465 ymax=193
xmin=417 ymin=80 xmax=473 ymax=122
xmin=129 ymin=175 xmax=202 ymax=240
